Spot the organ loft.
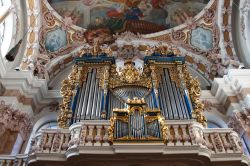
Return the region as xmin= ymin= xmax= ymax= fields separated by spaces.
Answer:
xmin=0 ymin=0 xmax=250 ymax=166
xmin=58 ymin=45 xmax=206 ymax=143
xmin=25 ymin=38 xmax=243 ymax=166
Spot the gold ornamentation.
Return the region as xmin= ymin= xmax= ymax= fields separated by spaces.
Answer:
xmin=58 ymin=65 xmax=79 ymax=128
xmin=147 ymin=61 xmax=184 ymax=88
xmin=109 ymin=62 xmax=151 ymax=89
xmin=177 ymin=65 xmax=185 ymax=85
xmin=158 ymin=115 xmax=168 ymax=144
xmin=183 ymin=65 xmax=207 ymax=126
xmin=103 ymin=65 xmax=110 ymax=92
xmin=127 ymin=97 xmax=145 ymax=105
xmin=108 ymin=116 xmax=115 ymax=143
xmin=116 ymin=116 xmax=129 ymax=123
xmin=108 ymin=102 xmax=168 ymax=143
xmin=113 ymin=108 xmax=128 ymax=113
xmin=145 ymin=116 xmax=159 ymax=123
xmin=76 ymin=61 xmax=112 ymax=90
xmin=91 ymin=41 xmax=101 ymax=56
xmin=150 ymin=65 xmax=160 ymax=89
xmin=168 ymin=67 xmax=181 ymax=87
xmin=120 ymin=61 xmax=141 ymax=84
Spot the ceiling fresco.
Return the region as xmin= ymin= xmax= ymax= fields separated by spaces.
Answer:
xmin=47 ymin=0 xmax=209 ymax=34
xmin=18 ymin=0 xmax=240 ymax=90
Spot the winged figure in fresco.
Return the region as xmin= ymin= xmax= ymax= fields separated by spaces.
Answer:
xmin=47 ymin=0 xmax=208 ymax=45
xmin=86 ymin=0 xmax=167 ymax=35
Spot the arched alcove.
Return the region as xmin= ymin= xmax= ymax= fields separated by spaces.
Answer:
xmin=204 ymin=112 xmax=228 ymax=128
xmin=25 ymin=111 xmax=57 ymax=153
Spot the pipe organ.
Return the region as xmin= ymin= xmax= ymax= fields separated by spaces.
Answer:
xmin=112 ymin=98 xmax=163 ymax=141
xmin=58 ymin=51 xmax=206 ymax=143
xmin=158 ymin=68 xmax=191 ymax=120
xmin=73 ymin=68 xmax=103 ymax=122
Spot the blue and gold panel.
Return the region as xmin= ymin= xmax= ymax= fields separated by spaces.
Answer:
xmin=191 ymin=27 xmax=213 ymax=51
xmin=45 ymin=28 xmax=67 ymax=52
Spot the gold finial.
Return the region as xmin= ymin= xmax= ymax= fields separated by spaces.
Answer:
xmin=119 ymin=60 xmax=141 ymax=84
xmin=91 ymin=41 xmax=101 ymax=56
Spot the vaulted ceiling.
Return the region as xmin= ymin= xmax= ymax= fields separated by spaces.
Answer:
xmin=1 ymin=0 xmax=250 ymax=92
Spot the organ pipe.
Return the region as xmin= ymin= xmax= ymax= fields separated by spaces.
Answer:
xmin=177 ymin=88 xmax=188 ymax=119
xmin=80 ymin=69 xmax=92 ymax=120
xmin=90 ymin=76 xmax=99 ymax=119
xmin=85 ymin=69 xmax=96 ymax=119
xmin=159 ymin=83 xmax=168 ymax=119
xmin=172 ymin=82 xmax=183 ymax=119
xmin=164 ymin=69 xmax=179 ymax=119
xmin=161 ymin=70 xmax=174 ymax=119
xmin=61 ymin=53 xmax=205 ymax=134
xmin=76 ymin=72 xmax=88 ymax=121
xmin=96 ymin=88 xmax=102 ymax=119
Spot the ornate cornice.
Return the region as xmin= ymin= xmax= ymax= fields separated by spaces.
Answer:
xmin=228 ymin=110 xmax=250 ymax=137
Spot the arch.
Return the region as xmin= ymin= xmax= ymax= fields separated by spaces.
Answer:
xmin=0 ymin=100 xmax=32 ymax=154
xmin=204 ymin=112 xmax=228 ymax=128
xmin=0 ymin=0 xmax=13 ymax=58
xmin=48 ymin=64 xmax=72 ymax=90
xmin=24 ymin=112 xmax=57 ymax=153
xmin=232 ymin=0 xmax=250 ymax=68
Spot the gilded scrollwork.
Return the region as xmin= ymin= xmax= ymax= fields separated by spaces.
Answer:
xmin=182 ymin=65 xmax=207 ymax=126
xmin=58 ymin=65 xmax=79 ymax=128
xmin=150 ymin=65 xmax=160 ymax=89
xmin=158 ymin=116 xmax=168 ymax=144
xmin=109 ymin=61 xmax=151 ymax=89
xmin=168 ymin=67 xmax=181 ymax=87
xmin=44 ymin=11 xmax=56 ymax=27
xmin=59 ymin=63 xmax=110 ymax=127
xmin=146 ymin=59 xmax=185 ymax=88
xmin=108 ymin=116 xmax=116 ymax=143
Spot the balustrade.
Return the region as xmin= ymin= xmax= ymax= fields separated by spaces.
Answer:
xmin=166 ymin=120 xmax=193 ymax=146
xmin=0 ymin=154 xmax=28 ymax=166
xmin=28 ymin=120 xmax=244 ymax=156
xmin=77 ymin=121 xmax=110 ymax=147
xmin=203 ymin=129 xmax=243 ymax=154
xmin=32 ymin=128 xmax=70 ymax=154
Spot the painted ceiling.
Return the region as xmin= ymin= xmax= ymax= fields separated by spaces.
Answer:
xmin=47 ymin=0 xmax=209 ymax=34
xmin=17 ymin=0 xmax=241 ymax=91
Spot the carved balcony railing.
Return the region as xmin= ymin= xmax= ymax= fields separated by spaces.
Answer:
xmin=68 ymin=121 xmax=110 ymax=148
xmin=30 ymin=129 xmax=70 ymax=154
xmin=0 ymin=154 xmax=28 ymax=166
xmin=29 ymin=121 xmax=110 ymax=157
xmin=28 ymin=120 xmax=250 ymax=165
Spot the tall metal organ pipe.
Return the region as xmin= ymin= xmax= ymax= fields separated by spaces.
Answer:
xmin=156 ymin=68 xmax=191 ymax=120
xmin=90 ymin=71 xmax=99 ymax=119
xmin=85 ymin=69 xmax=96 ymax=119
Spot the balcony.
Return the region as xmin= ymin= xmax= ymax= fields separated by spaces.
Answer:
xmin=16 ymin=120 xmax=247 ymax=166
xmin=0 ymin=154 xmax=28 ymax=166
